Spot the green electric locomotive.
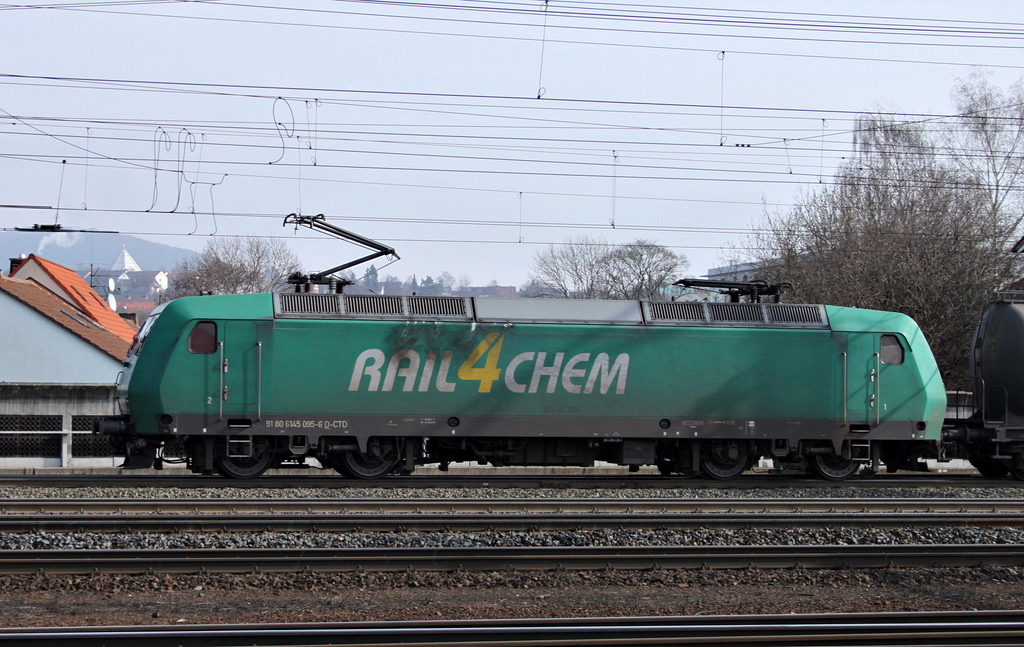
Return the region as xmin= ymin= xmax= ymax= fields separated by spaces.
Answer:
xmin=97 ymin=292 xmax=946 ymax=480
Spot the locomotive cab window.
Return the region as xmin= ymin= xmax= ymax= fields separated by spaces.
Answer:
xmin=188 ymin=321 xmax=218 ymax=354
xmin=880 ymin=334 xmax=904 ymax=365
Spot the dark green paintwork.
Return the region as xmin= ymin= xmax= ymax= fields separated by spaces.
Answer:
xmin=118 ymin=295 xmax=946 ymax=441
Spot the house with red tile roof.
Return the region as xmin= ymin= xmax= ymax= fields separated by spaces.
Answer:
xmin=9 ymin=254 xmax=137 ymax=345
xmin=0 ymin=273 xmax=131 ymax=383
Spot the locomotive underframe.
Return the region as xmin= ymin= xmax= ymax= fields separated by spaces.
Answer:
xmin=107 ymin=410 xmax=932 ymax=479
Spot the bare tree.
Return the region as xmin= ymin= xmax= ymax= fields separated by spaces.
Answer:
xmin=168 ymin=237 xmax=302 ymax=298
xmin=604 ymin=239 xmax=689 ymax=301
xmin=436 ymin=271 xmax=455 ymax=295
xmin=948 ymin=70 xmax=1024 ymax=223
xmin=527 ymin=235 xmax=613 ymax=299
xmin=455 ymin=274 xmax=473 ymax=293
xmin=527 ymin=236 xmax=687 ymax=300
xmin=747 ymin=74 xmax=1024 ymax=376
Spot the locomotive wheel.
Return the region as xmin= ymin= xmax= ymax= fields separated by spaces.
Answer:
xmin=808 ymin=453 xmax=860 ymax=481
xmin=969 ymin=455 xmax=1009 ymax=479
xmin=336 ymin=438 xmax=402 ymax=479
xmin=699 ymin=440 xmax=751 ymax=480
xmin=214 ymin=437 xmax=278 ymax=479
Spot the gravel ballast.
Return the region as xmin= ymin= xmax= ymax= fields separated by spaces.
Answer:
xmin=4 ymin=483 xmax=1024 ymax=626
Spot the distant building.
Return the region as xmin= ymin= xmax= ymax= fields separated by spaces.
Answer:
xmin=705 ymin=262 xmax=765 ymax=283
xmin=80 ymin=247 xmax=169 ymax=323
xmin=9 ymin=254 xmax=137 ymax=345
xmin=673 ymin=262 xmax=768 ymax=303
xmin=0 ymin=273 xmax=131 ymax=383
xmin=110 ymin=245 xmax=142 ymax=272
xmin=453 ymin=285 xmax=518 ymax=298
xmin=1 ymin=256 xmax=132 ymax=467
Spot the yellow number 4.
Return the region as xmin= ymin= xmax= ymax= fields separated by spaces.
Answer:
xmin=458 ymin=333 xmax=504 ymax=392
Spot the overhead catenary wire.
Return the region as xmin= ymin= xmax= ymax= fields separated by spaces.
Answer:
xmin=28 ymin=0 xmax=1024 ymax=52
xmin=1 ymin=3 xmax=1022 ymax=282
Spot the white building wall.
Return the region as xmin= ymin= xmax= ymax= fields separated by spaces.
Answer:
xmin=0 ymin=296 xmax=122 ymax=383
xmin=7 ymin=264 xmax=70 ymax=301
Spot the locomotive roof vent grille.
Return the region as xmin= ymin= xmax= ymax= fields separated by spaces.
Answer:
xmin=276 ymin=294 xmax=474 ymax=319
xmin=765 ymin=304 xmax=826 ymax=325
xmin=647 ymin=301 xmax=707 ymax=322
xmin=709 ymin=303 xmax=765 ymax=323
xmin=409 ymin=296 xmax=469 ymax=317
xmin=344 ymin=295 xmax=405 ymax=316
xmin=278 ymin=293 xmax=342 ymax=315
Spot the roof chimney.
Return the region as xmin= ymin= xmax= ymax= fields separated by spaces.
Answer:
xmin=8 ymin=255 xmax=27 ymax=276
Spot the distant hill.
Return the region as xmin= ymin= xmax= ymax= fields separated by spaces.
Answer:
xmin=0 ymin=232 xmax=196 ymax=274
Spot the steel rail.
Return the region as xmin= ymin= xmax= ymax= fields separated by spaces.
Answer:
xmin=3 ymin=497 xmax=1023 ymax=515
xmin=4 ymin=511 xmax=1024 ymax=533
xmin=2 ymin=544 xmax=1023 ymax=576
xmin=5 ymin=498 xmax=1024 ymax=532
xmin=0 ymin=472 xmax=1008 ymax=490
xmin=3 ymin=611 xmax=1024 ymax=646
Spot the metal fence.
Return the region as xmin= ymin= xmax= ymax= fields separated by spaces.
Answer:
xmin=0 ymin=384 xmax=120 ymax=467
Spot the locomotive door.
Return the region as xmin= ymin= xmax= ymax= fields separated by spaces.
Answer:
xmin=221 ymin=321 xmax=259 ymax=415
xmin=845 ymin=333 xmax=876 ymax=425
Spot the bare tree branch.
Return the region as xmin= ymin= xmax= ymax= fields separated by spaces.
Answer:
xmin=746 ymin=74 xmax=1024 ymax=377
xmin=168 ymin=237 xmax=302 ymax=298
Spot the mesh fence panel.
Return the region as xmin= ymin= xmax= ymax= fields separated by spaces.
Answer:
xmin=71 ymin=434 xmax=119 ymax=458
xmin=71 ymin=416 xmax=104 ymax=432
xmin=0 ymin=415 xmax=62 ymax=432
xmin=0 ymin=434 xmax=62 ymax=458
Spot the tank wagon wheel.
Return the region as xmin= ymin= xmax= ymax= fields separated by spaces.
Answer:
xmin=336 ymin=437 xmax=403 ymax=479
xmin=214 ymin=437 xmax=278 ymax=479
xmin=808 ymin=453 xmax=860 ymax=481
xmin=699 ymin=440 xmax=752 ymax=480
xmin=968 ymin=455 xmax=1009 ymax=480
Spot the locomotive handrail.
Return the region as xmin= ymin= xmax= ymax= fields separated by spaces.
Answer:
xmin=257 ymin=341 xmax=263 ymax=422
xmin=218 ymin=340 xmax=224 ymax=422
xmin=842 ymin=352 xmax=847 ymax=428
xmin=875 ymin=353 xmax=881 ymax=427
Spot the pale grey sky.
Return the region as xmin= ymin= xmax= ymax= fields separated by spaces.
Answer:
xmin=1 ymin=1 xmax=1022 ymax=286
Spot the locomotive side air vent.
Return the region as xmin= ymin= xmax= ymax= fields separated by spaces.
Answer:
xmin=409 ymin=296 xmax=469 ymax=317
xmin=709 ymin=303 xmax=766 ymax=323
xmin=765 ymin=304 xmax=826 ymax=325
xmin=344 ymin=295 xmax=405 ymax=316
xmin=277 ymin=293 xmax=343 ymax=315
xmin=647 ymin=301 xmax=707 ymax=322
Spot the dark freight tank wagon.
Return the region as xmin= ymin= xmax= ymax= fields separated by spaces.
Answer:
xmin=100 ymin=293 xmax=946 ymax=480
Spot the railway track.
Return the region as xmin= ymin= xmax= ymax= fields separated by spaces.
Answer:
xmin=3 ymin=611 xmax=1024 ymax=646
xmin=0 ymin=472 xmax=1012 ymax=490
xmin=3 ymin=497 xmax=1024 ymax=532
xmin=4 ymin=544 xmax=1024 ymax=575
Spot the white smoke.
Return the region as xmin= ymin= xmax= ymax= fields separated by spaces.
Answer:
xmin=36 ymin=231 xmax=83 ymax=255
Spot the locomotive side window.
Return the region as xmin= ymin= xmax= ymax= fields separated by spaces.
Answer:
xmin=880 ymin=334 xmax=904 ymax=365
xmin=188 ymin=321 xmax=218 ymax=354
